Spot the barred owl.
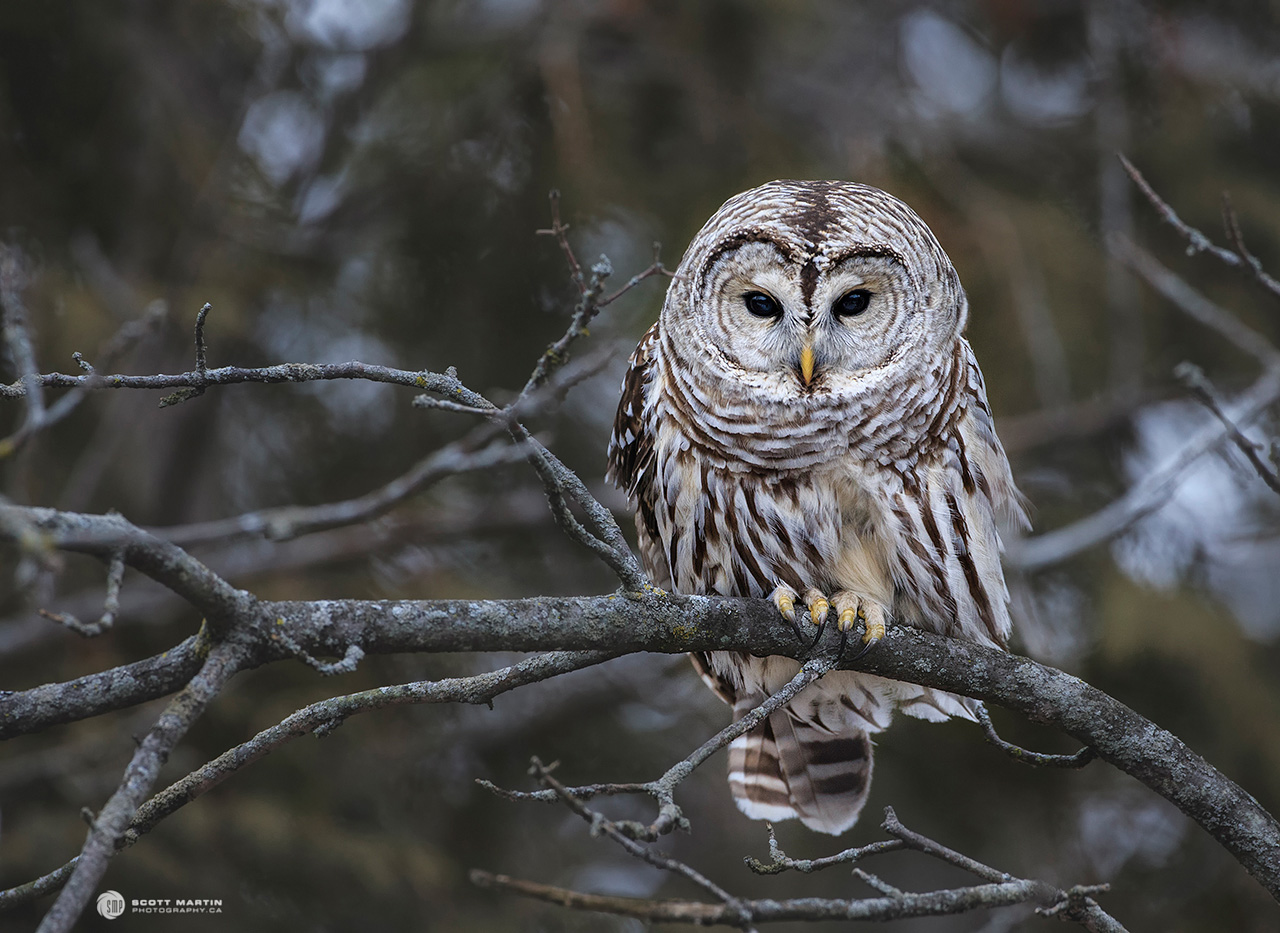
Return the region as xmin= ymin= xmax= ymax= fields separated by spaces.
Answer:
xmin=607 ymin=180 xmax=1026 ymax=835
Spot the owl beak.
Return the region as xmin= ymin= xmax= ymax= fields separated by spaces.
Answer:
xmin=799 ymin=344 xmax=816 ymax=386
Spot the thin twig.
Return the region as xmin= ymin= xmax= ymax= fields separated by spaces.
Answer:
xmin=597 ymin=242 xmax=673 ymax=308
xmin=521 ymin=192 xmax=668 ymax=402
xmin=530 ymin=757 xmax=750 ymax=921
xmin=0 ymin=301 xmax=165 ymax=458
xmin=36 ymin=549 xmax=126 ymax=637
xmin=975 ymin=704 xmax=1097 ymax=769
xmin=882 ymin=807 xmax=1125 ymax=932
xmin=158 ymin=426 xmax=521 ymax=545
xmin=1175 ymin=362 xmax=1280 ymax=495
xmin=746 ymin=822 xmax=905 ymax=875
xmin=0 ymin=359 xmax=485 ymax=401
xmin=0 ymin=245 xmax=44 ymax=451
xmin=481 ymin=657 xmax=837 ymax=839
xmin=194 ymin=302 xmax=211 ymax=376
xmin=1120 ymin=154 xmax=1280 ymax=299
xmin=470 ymin=870 xmax=1102 ymax=926
xmin=1010 ymin=362 xmax=1280 ymax=571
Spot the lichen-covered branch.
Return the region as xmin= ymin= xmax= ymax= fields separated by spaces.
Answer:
xmin=0 ymin=650 xmax=616 ymax=912
xmin=483 ymin=800 xmax=1128 ymax=929
xmin=35 ymin=642 xmax=243 ymax=933
xmin=0 ymin=629 xmax=211 ymax=739
xmin=469 ymin=871 xmax=1096 ymax=926
xmin=2 ymin=573 xmax=1275 ymax=903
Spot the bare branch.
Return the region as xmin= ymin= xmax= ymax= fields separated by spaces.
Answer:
xmin=480 ymin=657 xmax=837 ymax=840
xmin=1118 ymin=154 xmax=1280 ymax=299
xmin=1175 ymin=362 xmax=1280 ymax=494
xmin=0 ymin=359 xmax=478 ymax=402
xmin=1 ymin=505 xmax=253 ymax=626
xmin=974 ymin=704 xmax=1097 ymax=769
xmin=0 ymin=629 xmax=210 ymax=739
xmin=470 ymin=870 xmax=1082 ymax=925
xmin=883 ymin=808 xmax=1124 ymax=932
xmin=528 ymin=758 xmax=748 ymax=916
xmin=1220 ymin=193 xmax=1280 ymax=300
xmin=746 ymin=823 xmax=905 ymax=875
xmin=1010 ymin=361 xmax=1280 ymax=571
xmin=522 ymin=190 xmax=669 ymax=402
xmin=2 ymin=491 xmax=1277 ymax=905
xmin=37 ymin=550 xmax=125 ymax=636
xmin=194 ymin=301 xmax=211 ymax=375
xmin=0 ymin=303 xmax=165 ymax=458
xmin=36 ymin=641 xmax=243 ymax=933
xmin=157 ymin=426 xmax=520 ymax=546
xmin=481 ymin=796 xmax=1128 ymax=928
xmin=0 ymin=245 xmax=44 ymax=430
xmin=158 ymin=302 xmax=213 ymax=406
xmin=0 ymin=650 xmax=615 ymax=911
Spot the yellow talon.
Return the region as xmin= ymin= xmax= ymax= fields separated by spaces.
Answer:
xmin=809 ymin=598 xmax=829 ymax=627
xmin=775 ymin=592 xmax=796 ymax=623
xmin=862 ymin=611 xmax=885 ymax=644
xmin=837 ymin=608 xmax=858 ymax=631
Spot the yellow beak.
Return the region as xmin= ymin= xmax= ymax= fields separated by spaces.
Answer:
xmin=799 ymin=344 xmax=815 ymax=386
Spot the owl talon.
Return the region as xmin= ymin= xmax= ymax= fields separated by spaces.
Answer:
xmin=834 ymin=626 xmax=849 ymax=662
xmin=771 ymin=585 xmax=805 ymax=640
xmin=802 ymin=589 xmax=830 ymax=628
xmin=771 ymin=586 xmax=797 ymax=624
xmin=861 ymin=603 xmax=886 ymax=646
xmin=843 ymin=635 xmax=876 ymax=663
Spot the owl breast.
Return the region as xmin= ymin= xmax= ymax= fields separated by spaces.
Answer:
xmin=651 ymin=436 xmax=884 ymax=605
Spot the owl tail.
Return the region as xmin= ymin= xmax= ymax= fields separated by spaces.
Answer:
xmin=727 ymin=697 xmax=873 ymax=836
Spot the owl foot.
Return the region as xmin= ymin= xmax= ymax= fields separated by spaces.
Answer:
xmin=770 ymin=584 xmax=831 ymax=643
xmin=832 ymin=592 xmax=887 ymax=662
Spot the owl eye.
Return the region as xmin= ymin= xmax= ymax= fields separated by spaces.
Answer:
xmin=834 ymin=289 xmax=872 ymax=317
xmin=743 ymin=291 xmax=782 ymax=318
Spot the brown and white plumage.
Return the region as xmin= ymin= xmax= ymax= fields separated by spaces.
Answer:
xmin=608 ymin=180 xmax=1026 ymax=835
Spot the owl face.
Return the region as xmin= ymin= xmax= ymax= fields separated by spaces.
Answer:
xmin=663 ymin=181 xmax=967 ymax=404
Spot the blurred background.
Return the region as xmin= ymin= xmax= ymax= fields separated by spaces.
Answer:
xmin=2 ymin=0 xmax=1280 ymax=930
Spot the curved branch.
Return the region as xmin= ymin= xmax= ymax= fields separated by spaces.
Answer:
xmin=3 ymin=506 xmax=253 ymax=625
xmin=5 ymin=588 xmax=1274 ymax=901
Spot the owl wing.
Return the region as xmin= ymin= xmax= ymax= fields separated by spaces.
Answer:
xmin=889 ymin=339 xmax=1028 ymax=654
xmin=607 ymin=321 xmax=672 ymax=591
xmin=607 ymin=324 xmax=735 ymax=703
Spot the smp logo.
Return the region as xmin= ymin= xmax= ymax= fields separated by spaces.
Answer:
xmin=95 ymin=890 xmax=126 ymax=920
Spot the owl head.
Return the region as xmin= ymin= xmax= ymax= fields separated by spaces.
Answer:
xmin=660 ymin=180 xmax=966 ymax=404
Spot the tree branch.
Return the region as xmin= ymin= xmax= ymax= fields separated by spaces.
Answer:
xmin=1009 ymin=361 xmax=1280 ymax=570
xmin=35 ymin=641 xmax=243 ymax=933
xmin=0 ymin=650 xmax=615 ymax=912
xmin=1119 ymin=154 xmax=1280 ymax=300
xmin=2 ymin=580 xmax=1275 ymax=903
xmin=0 ymin=629 xmax=211 ymax=739
xmin=469 ymin=870 xmax=1090 ymax=926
